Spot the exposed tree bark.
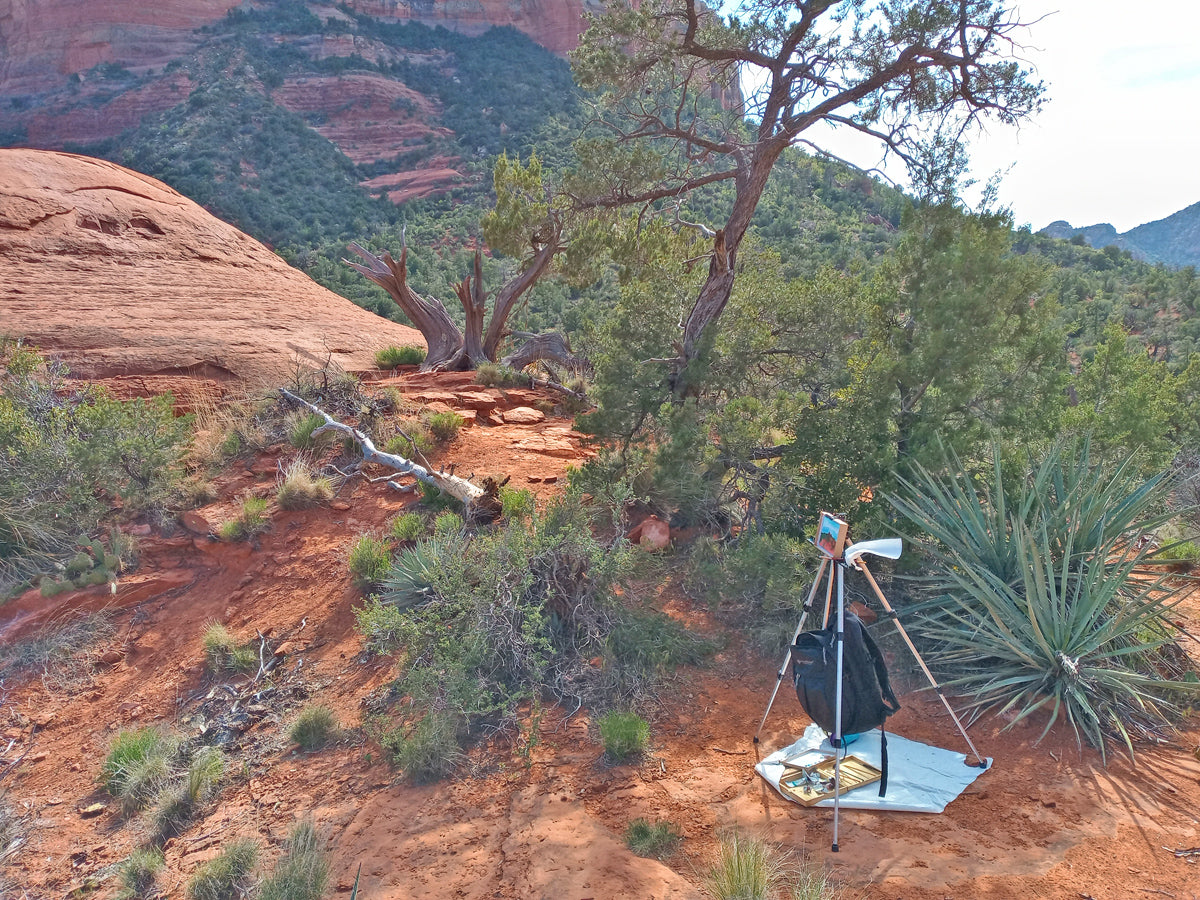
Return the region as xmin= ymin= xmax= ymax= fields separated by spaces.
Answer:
xmin=278 ymin=389 xmax=485 ymax=508
xmin=345 ymin=230 xmax=569 ymax=374
xmin=501 ymin=331 xmax=581 ymax=373
xmin=345 ymin=242 xmax=463 ymax=369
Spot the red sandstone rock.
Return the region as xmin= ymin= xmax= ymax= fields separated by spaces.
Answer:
xmin=0 ymin=149 xmax=425 ymax=387
xmin=502 ymin=407 xmax=547 ymax=425
xmin=628 ymin=516 xmax=671 ymax=550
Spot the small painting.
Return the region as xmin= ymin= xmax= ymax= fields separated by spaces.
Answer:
xmin=815 ymin=512 xmax=848 ymax=559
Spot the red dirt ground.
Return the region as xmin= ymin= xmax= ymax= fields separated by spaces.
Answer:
xmin=2 ymin=372 xmax=1199 ymax=900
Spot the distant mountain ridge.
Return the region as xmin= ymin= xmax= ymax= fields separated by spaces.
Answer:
xmin=1039 ymin=201 xmax=1200 ymax=269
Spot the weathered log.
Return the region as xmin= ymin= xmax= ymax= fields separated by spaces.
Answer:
xmin=278 ymin=389 xmax=484 ymax=507
xmin=501 ymin=331 xmax=581 ymax=373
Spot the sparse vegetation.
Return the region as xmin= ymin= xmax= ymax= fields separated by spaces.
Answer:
xmin=185 ymin=838 xmax=258 ymax=900
xmin=348 ymin=533 xmax=391 ymax=591
xmin=101 ymin=727 xmax=179 ymax=815
xmin=425 ymin=410 xmax=465 ymax=444
xmin=374 ymin=345 xmax=426 ymax=369
xmin=625 ymin=818 xmax=682 ymax=859
xmin=432 ymin=511 xmax=463 ymax=537
xmin=598 ymin=710 xmax=650 ymax=762
xmin=475 ymin=362 xmax=530 ymax=388
xmin=287 ymin=411 xmax=330 ymax=450
xmin=217 ymin=496 xmax=270 ymax=541
xmin=0 ymin=611 xmax=116 ymax=692
xmin=379 ymin=710 xmax=465 ymax=783
xmin=290 ymin=705 xmax=339 ymax=751
xmin=150 ymin=746 xmax=224 ymax=840
xmin=388 ymin=511 xmax=425 ymax=543
xmin=257 ymin=819 xmax=330 ymax=900
xmin=705 ymin=831 xmax=790 ymax=900
xmin=202 ymin=622 xmax=258 ymax=675
xmin=116 ymin=847 xmax=165 ymax=899
xmin=276 ymin=457 xmax=335 ymax=509
xmin=0 ymin=340 xmax=190 ymax=590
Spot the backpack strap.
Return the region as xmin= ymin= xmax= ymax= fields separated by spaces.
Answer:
xmin=859 ymin=620 xmax=901 ymax=716
xmin=878 ymin=724 xmax=889 ymax=797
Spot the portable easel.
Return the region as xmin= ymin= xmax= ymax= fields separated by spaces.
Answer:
xmin=753 ymin=524 xmax=987 ymax=852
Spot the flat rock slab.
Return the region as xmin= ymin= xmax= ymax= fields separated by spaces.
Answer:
xmin=502 ymin=406 xmax=546 ymax=425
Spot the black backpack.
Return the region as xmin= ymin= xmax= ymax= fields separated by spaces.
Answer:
xmin=791 ymin=610 xmax=900 ymax=793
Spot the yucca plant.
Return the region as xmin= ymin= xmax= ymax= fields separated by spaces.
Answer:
xmin=893 ymin=440 xmax=1199 ymax=759
xmin=379 ymin=537 xmax=457 ymax=609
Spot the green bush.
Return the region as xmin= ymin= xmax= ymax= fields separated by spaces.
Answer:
xmin=388 ymin=511 xmax=425 ymax=542
xmin=498 ymin=485 xmax=536 ymax=520
xmin=475 ymin=362 xmax=529 ymax=388
xmin=433 ymin=511 xmax=463 ymax=537
xmin=185 ymin=838 xmax=258 ymax=900
xmin=276 ymin=458 xmax=335 ymax=510
xmin=258 ymin=819 xmax=329 ymax=900
xmin=374 ymin=345 xmax=426 ymax=369
xmin=202 ymin=622 xmax=258 ymax=675
xmin=425 ymin=410 xmax=465 ymax=444
xmin=217 ymin=497 xmax=270 ymax=541
xmin=385 ymin=425 xmax=435 ymax=457
xmin=150 ymin=746 xmax=224 ymax=839
xmin=893 ymin=441 xmax=1200 ymax=758
xmin=117 ymin=847 xmax=164 ymax=899
xmin=598 ymin=711 xmax=650 ymax=761
xmin=287 ymin=412 xmax=329 ymax=450
xmin=348 ymin=533 xmax=391 ymax=591
xmin=0 ymin=340 xmax=190 ymax=591
xmin=101 ymin=727 xmax=178 ymax=815
xmin=625 ymin=818 xmax=682 ymax=859
xmin=380 ymin=711 xmax=465 ymax=783
xmin=290 ymin=705 xmax=338 ymax=751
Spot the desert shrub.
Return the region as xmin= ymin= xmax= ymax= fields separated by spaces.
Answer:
xmin=0 ymin=340 xmax=190 ymax=590
xmin=384 ymin=424 xmax=435 ymax=457
xmin=202 ymin=623 xmax=258 ymax=675
xmin=276 ymin=457 xmax=335 ymax=510
xmin=432 ymin=511 xmax=463 ymax=537
xmin=348 ymin=533 xmax=391 ymax=591
xmin=374 ymin=345 xmax=426 ymax=369
xmin=379 ymin=711 xmax=465 ymax=783
xmin=625 ymin=818 xmax=682 ymax=859
xmin=217 ymin=497 xmax=270 ymax=541
xmin=257 ymin=819 xmax=330 ymax=900
xmin=388 ymin=511 xmax=425 ymax=543
xmin=475 ymin=362 xmax=529 ymax=388
xmin=425 ymin=410 xmax=465 ymax=444
xmin=893 ymin=441 xmax=1200 ymax=759
xmin=290 ymin=705 xmax=338 ymax=751
xmin=359 ymin=492 xmax=709 ymax=780
xmin=185 ymin=838 xmax=258 ymax=900
xmin=287 ymin=412 xmax=330 ymax=450
xmin=150 ymin=746 xmax=224 ymax=839
xmin=705 ymin=831 xmax=789 ymax=900
xmin=101 ymin=727 xmax=178 ymax=815
xmin=116 ymin=847 xmax=164 ymax=899
xmin=607 ymin=608 xmax=718 ymax=675
xmin=418 ymin=480 xmax=463 ymax=512
xmin=598 ymin=711 xmax=650 ymax=761
xmin=498 ymin=485 xmax=536 ymax=520
xmin=0 ymin=610 xmax=116 ymax=691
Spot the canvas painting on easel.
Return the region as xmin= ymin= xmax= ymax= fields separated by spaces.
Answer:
xmin=815 ymin=511 xmax=847 ymax=559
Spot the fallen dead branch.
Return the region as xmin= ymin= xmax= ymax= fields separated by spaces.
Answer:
xmin=278 ymin=389 xmax=485 ymax=509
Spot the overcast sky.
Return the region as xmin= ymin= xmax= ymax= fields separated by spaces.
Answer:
xmin=966 ymin=0 xmax=1200 ymax=232
xmin=752 ymin=1 xmax=1200 ymax=233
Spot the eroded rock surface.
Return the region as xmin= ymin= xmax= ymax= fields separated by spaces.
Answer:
xmin=0 ymin=149 xmax=423 ymax=387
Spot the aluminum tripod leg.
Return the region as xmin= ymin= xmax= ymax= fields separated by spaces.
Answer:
xmin=752 ymin=556 xmax=830 ymax=744
xmin=831 ymin=560 xmax=845 ymax=852
xmin=857 ymin=560 xmax=988 ymax=768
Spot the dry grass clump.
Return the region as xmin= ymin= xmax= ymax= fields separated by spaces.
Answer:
xmin=275 ymin=457 xmax=335 ymax=510
xmin=705 ymin=831 xmax=848 ymax=900
xmin=257 ymin=819 xmax=329 ymax=900
xmin=202 ymin=622 xmax=259 ymax=675
xmin=185 ymin=838 xmax=258 ymax=900
xmin=0 ymin=611 xmax=117 ymax=694
xmin=216 ymin=497 xmax=271 ymax=542
xmin=290 ymin=705 xmax=339 ymax=751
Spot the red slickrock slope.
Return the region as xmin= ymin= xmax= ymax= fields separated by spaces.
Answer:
xmin=0 ymin=148 xmax=423 ymax=390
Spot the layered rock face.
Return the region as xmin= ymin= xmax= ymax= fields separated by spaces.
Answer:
xmin=0 ymin=148 xmax=423 ymax=388
xmin=0 ymin=0 xmax=589 ymax=98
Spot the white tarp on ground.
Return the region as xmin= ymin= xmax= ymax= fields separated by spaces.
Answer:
xmin=756 ymin=724 xmax=992 ymax=813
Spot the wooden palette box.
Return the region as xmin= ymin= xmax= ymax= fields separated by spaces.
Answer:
xmin=778 ymin=754 xmax=882 ymax=806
